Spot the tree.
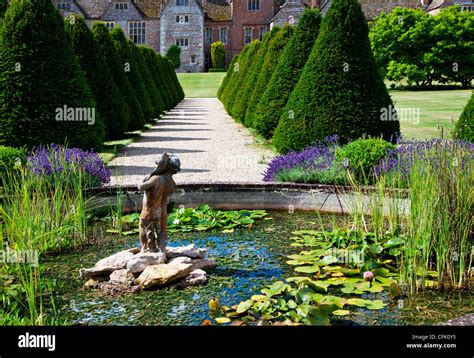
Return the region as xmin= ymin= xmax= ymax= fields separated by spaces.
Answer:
xmin=210 ymin=41 xmax=226 ymax=69
xmin=65 ymin=14 xmax=128 ymax=139
xmin=245 ymin=24 xmax=294 ymax=128
xmin=166 ymin=44 xmax=181 ymax=70
xmin=141 ymin=46 xmax=174 ymax=111
xmin=428 ymin=6 xmax=473 ymax=88
xmin=369 ymin=7 xmax=433 ymax=87
xmin=273 ymin=0 xmax=399 ymax=153
xmin=228 ymin=40 xmax=261 ymax=119
xmin=92 ymin=23 xmax=143 ymax=133
xmin=0 ymin=0 xmax=104 ymax=149
xmin=454 ymin=92 xmax=473 ymax=142
xmin=225 ymin=40 xmax=260 ymax=115
xmin=129 ymin=41 xmax=165 ymax=120
xmin=163 ymin=56 xmax=184 ymax=104
xmin=230 ymin=28 xmax=279 ymax=124
xmin=253 ymin=9 xmax=322 ymax=138
xmin=111 ymin=27 xmax=150 ymax=129
xmin=217 ymin=54 xmax=239 ymax=101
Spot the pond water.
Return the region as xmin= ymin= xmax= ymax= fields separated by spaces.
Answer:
xmin=43 ymin=211 xmax=473 ymax=326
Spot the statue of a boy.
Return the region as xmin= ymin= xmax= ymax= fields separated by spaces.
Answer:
xmin=138 ymin=153 xmax=180 ymax=253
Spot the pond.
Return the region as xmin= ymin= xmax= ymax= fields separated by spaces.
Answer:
xmin=43 ymin=211 xmax=473 ymax=326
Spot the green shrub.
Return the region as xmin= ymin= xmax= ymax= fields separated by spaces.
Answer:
xmin=163 ymin=56 xmax=184 ymax=103
xmin=273 ymin=0 xmax=399 ymax=153
xmin=129 ymin=41 xmax=165 ymax=120
xmin=221 ymin=44 xmax=251 ymax=111
xmin=209 ymin=68 xmax=226 ymax=72
xmin=141 ymin=46 xmax=173 ymax=111
xmin=219 ymin=53 xmax=242 ymax=105
xmin=231 ymin=28 xmax=279 ymax=124
xmin=0 ymin=146 xmax=26 ymax=185
xmin=228 ymin=40 xmax=262 ymax=119
xmin=154 ymin=53 xmax=176 ymax=108
xmin=245 ymin=24 xmax=294 ymax=128
xmin=111 ymin=27 xmax=151 ymax=128
xmin=92 ymin=23 xmax=143 ymax=133
xmin=211 ymin=41 xmax=226 ymax=69
xmin=335 ymin=138 xmax=395 ymax=183
xmin=65 ymin=15 xmax=128 ymax=140
xmin=166 ymin=44 xmax=181 ymax=69
xmin=253 ymin=9 xmax=322 ymax=138
xmin=0 ymin=0 xmax=104 ymax=150
xmin=454 ymin=92 xmax=473 ymax=142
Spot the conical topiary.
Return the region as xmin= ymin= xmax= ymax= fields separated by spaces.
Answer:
xmin=229 ymin=40 xmax=261 ymax=120
xmin=92 ymin=23 xmax=143 ymax=133
xmin=245 ymin=24 xmax=294 ymax=128
xmin=65 ymin=14 xmax=128 ymax=140
xmin=253 ymin=9 xmax=322 ymax=138
xmin=129 ymin=41 xmax=164 ymax=120
xmin=0 ymin=0 xmax=104 ymax=149
xmin=232 ymin=27 xmax=279 ymax=125
xmin=142 ymin=46 xmax=173 ymax=111
xmin=273 ymin=0 xmax=399 ymax=153
xmin=225 ymin=40 xmax=260 ymax=115
xmin=111 ymin=27 xmax=151 ymax=128
xmin=454 ymin=92 xmax=473 ymax=142
xmin=217 ymin=54 xmax=239 ymax=101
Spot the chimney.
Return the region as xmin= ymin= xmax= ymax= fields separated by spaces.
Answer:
xmin=311 ymin=0 xmax=321 ymax=9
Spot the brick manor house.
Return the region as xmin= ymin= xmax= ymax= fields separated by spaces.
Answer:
xmin=52 ymin=0 xmax=473 ymax=72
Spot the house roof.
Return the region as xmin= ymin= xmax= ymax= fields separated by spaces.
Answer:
xmin=359 ymin=0 xmax=421 ymax=19
xmin=202 ymin=0 xmax=233 ymax=21
xmin=134 ymin=0 xmax=167 ymax=18
xmin=75 ymin=0 xmax=110 ymax=19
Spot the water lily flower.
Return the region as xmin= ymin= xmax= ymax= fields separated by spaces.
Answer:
xmin=363 ymin=271 xmax=374 ymax=282
xmin=173 ymin=219 xmax=180 ymax=225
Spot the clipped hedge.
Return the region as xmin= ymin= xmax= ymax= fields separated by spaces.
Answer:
xmin=245 ymin=24 xmax=294 ymax=128
xmin=254 ymin=9 xmax=322 ymax=139
xmin=92 ymin=23 xmax=143 ymax=133
xmin=111 ymin=27 xmax=151 ymax=128
xmin=129 ymin=40 xmax=165 ymax=120
xmin=166 ymin=44 xmax=181 ymax=69
xmin=210 ymin=41 xmax=226 ymax=69
xmin=232 ymin=28 xmax=279 ymax=125
xmin=274 ymin=0 xmax=399 ymax=153
xmin=0 ymin=0 xmax=104 ymax=149
xmin=218 ymin=54 xmax=240 ymax=103
xmin=454 ymin=92 xmax=473 ymax=142
xmin=65 ymin=15 xmax=128 ymax=140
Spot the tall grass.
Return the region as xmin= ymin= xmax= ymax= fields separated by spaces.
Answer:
xmin=345 ymin=140 xmax=472 ymax=294
xmin=0 ymin=148 xmax=91 ymax=325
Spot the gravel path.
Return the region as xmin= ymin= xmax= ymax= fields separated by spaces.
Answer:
xmin=108 ymin=98 xmax=275 ymax=186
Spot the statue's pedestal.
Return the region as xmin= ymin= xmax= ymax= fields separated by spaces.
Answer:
xmin=79 ymin=244 xmax=217 ymax=296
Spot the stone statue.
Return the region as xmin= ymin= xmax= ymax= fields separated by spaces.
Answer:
xmin=138 ymin=153 xmax=180 ymax=253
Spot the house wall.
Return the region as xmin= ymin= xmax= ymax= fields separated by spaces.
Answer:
xmin=231 ymin=0 xmax=276 ymax=55
xmin=161 ymin=0 xmax=205 ymax=72
xmin=204 ymin=20 xmax=233 ymax=68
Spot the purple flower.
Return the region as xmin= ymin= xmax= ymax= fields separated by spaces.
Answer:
xmin=27 ymin=144 xmax=110 ymax=186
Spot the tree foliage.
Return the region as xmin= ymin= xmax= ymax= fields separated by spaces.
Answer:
xmin=166 ymin=44 xmax=181 ymax=69
xmin=210 ymin=41 xmax=226 ymax=69
xmin=369 ymin=6 xmax=473 ymax=88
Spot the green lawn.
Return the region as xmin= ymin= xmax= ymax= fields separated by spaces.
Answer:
xmin=177 ymin=72 xmax=225 ymax=98
xmin=177 ymin=73 xmax=470 ymax=140
xmin=390 ymin=89 xmax=471 ymax=139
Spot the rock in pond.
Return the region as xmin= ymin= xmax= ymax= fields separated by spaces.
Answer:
xmin=127 ymin=252 xmax=167 ymax=274
xmin=166 ymin=244 xmax=206 ymax=259
xmin=79 ymin=250 xmax=135 ymax=278
xmin=169 ymin=256 xmax=193 ymax=265
xmin=136 ymin=262 xmax=194 ymax=289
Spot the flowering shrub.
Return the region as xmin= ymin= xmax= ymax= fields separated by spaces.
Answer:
xmin=27 ymin=144 xmax=110 ymax=187
xmin=263 ymin=135 xmax=346 ymax=183
xmin=375 ymin=139 xmax=474 ymax=186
